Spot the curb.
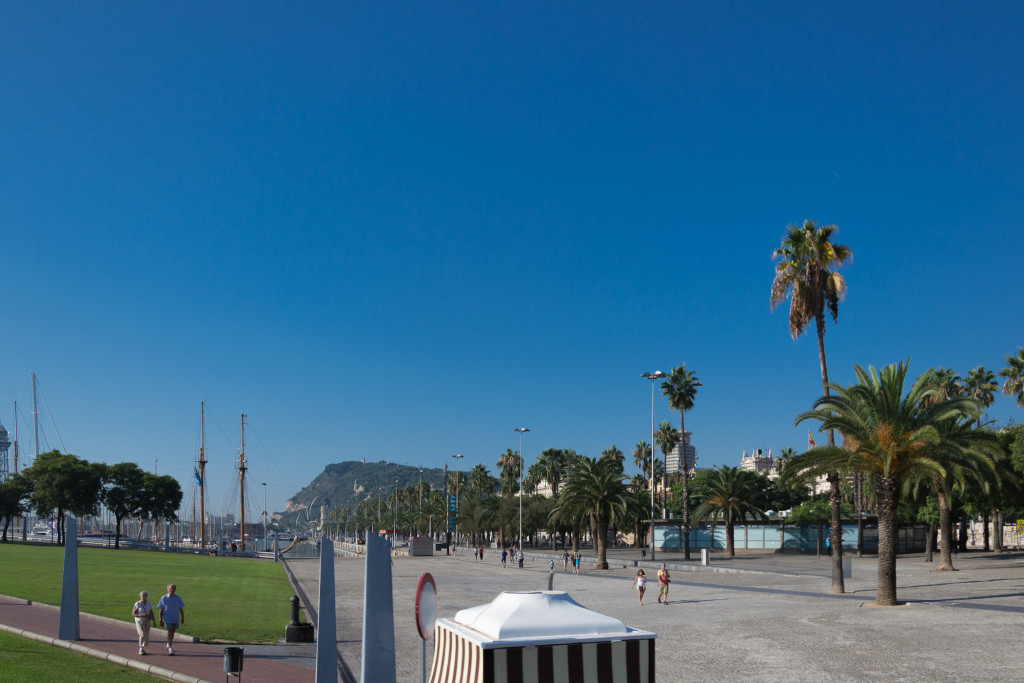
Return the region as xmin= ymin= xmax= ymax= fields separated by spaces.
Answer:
xmin=0 ymin=622 xmax=214 ymax=683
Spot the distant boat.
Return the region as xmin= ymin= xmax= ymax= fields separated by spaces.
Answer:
xmin=29 ymin=524 xmax=53 ymax=539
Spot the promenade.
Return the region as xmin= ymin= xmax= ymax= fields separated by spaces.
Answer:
xmin=3 ymin=548 xmax=1023 ymax=681
xmin=286 ymin=547 xmax=1024 ymax=683
xmin=0 ymin=596 xmax=314 ymax=683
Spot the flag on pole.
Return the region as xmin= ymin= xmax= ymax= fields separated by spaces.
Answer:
xmin=808 ymin=431 xmax=816 ymax=448
xmin=194 ymin=466 xmax=202 ymax=487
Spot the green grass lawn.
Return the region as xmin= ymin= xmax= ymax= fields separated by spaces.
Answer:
xmin=0 ymin=543 xmax=304 ymax=643
xmin=0 ymin=631 xmax=159 ymax=681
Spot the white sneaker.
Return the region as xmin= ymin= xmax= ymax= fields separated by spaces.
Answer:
xmin=139 ymin=648 xmax=145 ymax=655
xmin=167 ymin=646 xmax=175 ymax=655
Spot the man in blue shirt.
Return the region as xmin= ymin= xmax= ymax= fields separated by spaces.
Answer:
xmin=157 ymin=584 xmax=186 ymax=655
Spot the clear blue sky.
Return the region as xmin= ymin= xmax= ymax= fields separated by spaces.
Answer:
xmin=2 ymin=3 xmax=1022 ymax=518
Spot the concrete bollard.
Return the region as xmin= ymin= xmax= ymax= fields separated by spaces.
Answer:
xmin=701 ymin=548 xmax=710 ymax=566
xmin=286 ymin=595 xmax=314 ymax=643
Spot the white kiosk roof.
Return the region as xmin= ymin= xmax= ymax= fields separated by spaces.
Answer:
xmin=442 ymin=591 xmax=652 ymax=648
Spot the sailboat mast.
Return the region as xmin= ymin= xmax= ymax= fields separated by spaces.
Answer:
xmin=14 ymin=401 xmax=23 ymax=540
xmin=198 ymin=402 xmax=207 ymax=548
xmin=32 ymin=372 xmax=39 ymax=456
xmin=239 ymin=414 xmax=247 ymax=551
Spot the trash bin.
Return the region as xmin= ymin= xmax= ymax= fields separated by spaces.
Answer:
xmin=223 ymin=646 xmax=244 ymax=675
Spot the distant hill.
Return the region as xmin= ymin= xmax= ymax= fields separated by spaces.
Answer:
xmin=281 ymin=460 xmax=445 ymax=520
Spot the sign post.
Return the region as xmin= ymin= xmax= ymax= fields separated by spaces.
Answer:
xmin=415 ymin=573 xmax=437 ymax=683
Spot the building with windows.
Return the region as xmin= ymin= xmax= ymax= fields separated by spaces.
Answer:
xmin=665 ymin=431 xmax=697 ymax=474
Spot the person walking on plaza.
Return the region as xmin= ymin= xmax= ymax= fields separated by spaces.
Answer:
xmin=657 ymin=563 xmax=671 ymax=604
xmin=132 ymin=591 xmax=155 ymax=655
xmin=501 ymin=548 xmax=507 ymax=568
xmin=562 ymin=549 xmax=569 ymax=572
xmin=632 ymin=569 xmax=647 ymax=605
xmin=157 ymin=584 xmax=185 ymax=655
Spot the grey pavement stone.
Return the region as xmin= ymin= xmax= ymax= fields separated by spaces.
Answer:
xmin=287 ymin=549 xmax=1024 ymax=682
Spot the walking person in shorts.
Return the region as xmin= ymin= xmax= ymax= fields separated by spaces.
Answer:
xmin=157 ymin=584 xmax=185 ymax=655
xmin=657 ymin=563 xmax=671 ymax=604
xmin=132 ymin=591 xmax=155 ymax=655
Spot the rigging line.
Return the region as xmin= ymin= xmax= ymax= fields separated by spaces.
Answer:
xmin=247 ymin=425 xmax=297 ymax=500
xmin=34 ymin=377 xmax=68 ymax=453
xmin=205 ymin=408 xmax=242 ymax=454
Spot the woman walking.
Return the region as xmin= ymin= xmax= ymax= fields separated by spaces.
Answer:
xmin=132 ymin=591 xmax=155 ymax=655
xmin=632 ymin=569 xmax=647 ymax=605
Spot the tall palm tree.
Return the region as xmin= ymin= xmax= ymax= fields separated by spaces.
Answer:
xmin=770 ymin=219 xmax=852 ymax=593
xmin=964 ymin=366 xmax=998 ymax=428
xmin=553 ymin=456 xmax=632 ymax=569
xmin=535 ymin=448 xmax=570 ymax=496
xmin=600 ymin=445 xmax=625 ymax=473
xmin=496 ymin=448 xmax=521 ymax=496
xmin=790 ymin=361 xmax=994 ymax=606
xmin=653 ymin=421 xmax=680 ymax=518
xmin=692 ymin=466 xmax=769 ymax=557
xmin=661 ymin=363 xmax=701 ymax=560
xmin=632 ymin=441 xmax=652 ymax=483
xmin=468 ymin=463 xmax=496 ymax=500
xmin=999 ymin=348 xmax=1024 ymax=409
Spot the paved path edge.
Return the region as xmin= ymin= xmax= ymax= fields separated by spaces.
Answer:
xmin=0 ymin=621 xmax=213 ymax=683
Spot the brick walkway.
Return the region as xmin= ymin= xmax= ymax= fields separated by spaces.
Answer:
xmin=0 ymin=595 xmax=314 ymax=683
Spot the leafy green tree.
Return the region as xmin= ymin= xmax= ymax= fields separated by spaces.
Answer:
xmin=0 ymin=473 xmax=31 ymax=542
xmin=552 ymin=456 xmax=632 ymax=569
xmin=999 ymin=348 xmax=1024 ymax=409
xmin=534 ymin=448 xmax=570 ymax=496
xmin=661 ymin=363 xmax=701 ymax=560
xmin=142 ymin=474 xmax=183 ymax=530
xmin=791 ymin=361 xmax=998 ymax=605
xmin=691 ymin=466 xmax=768 ymax=557
xmin=22 ymin=451 xmax=103 ymax=545
xmin=770 ymin=219 xmax=852 ymax=593
xmin=101 ymin=462 xmax=147 ymax=549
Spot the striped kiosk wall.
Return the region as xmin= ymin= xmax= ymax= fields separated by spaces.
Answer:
xmin=429 ymin=591 xmax=656 ymax=683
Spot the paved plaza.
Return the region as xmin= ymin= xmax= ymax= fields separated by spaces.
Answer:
xmin=287 ymin=548 xmax=1024 ymax=683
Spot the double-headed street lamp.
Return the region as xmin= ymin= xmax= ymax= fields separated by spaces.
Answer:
xmin=641 ymin=371 xmax=667 ymax=561
xmin=451 ymin=454 xmax=464 ymax=547
xmin=514 ymin=427 xmax=530 ymax=559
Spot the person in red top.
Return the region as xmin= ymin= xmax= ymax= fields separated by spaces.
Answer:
xmin=657 ymin=563 xmax=671 ymax=604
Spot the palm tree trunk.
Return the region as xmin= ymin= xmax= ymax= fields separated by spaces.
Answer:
xmin=924 ymin=522 xmax=934 ymax=562
xmin=993 ymin=511 xmax=1003 ymax=553
xmin=680 ymin=412 xmax=691 ymax=561
xmin=726 ymin=521 xmax=735 ymax=557
xmin=875 ymin=474 xmax=900 ymax=606
xmin=815 ymin=312 xmax=846 ymax=594
xmin=596 ymin=521 xmax=609 ymax=569
xmin=983 ymin=512 xmax=990 ymax=551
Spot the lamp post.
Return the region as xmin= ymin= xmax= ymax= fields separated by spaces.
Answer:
xmin=514 ymin=427 xmax=530 ymax=560
xmin=394 ymin=479 xmax=399 ymax=550
xmin=642 ymin=371 xmax=667 ymax=561
xmin=451 ymin=454 xmax=464 ymax=548
xmin=261 ymin=482 xmax=267 ymax=551
xmin=419 ymin=468 xmax=423 ymax=536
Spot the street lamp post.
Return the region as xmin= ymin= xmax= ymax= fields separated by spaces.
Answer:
xmin=642 ymin=371 xmax=667 ymax=561
xmin=261 ymin=482 xmax=267 ymax=550
xmin=514 ymin=427 xmax=530 ymax=561
xmin=394 ymin=479 xmax=399 ymax=550
xmin=443 ymin=463 xmax=449 ymax=554
xmin=451 ymin=454 xmax=464 ymax=549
